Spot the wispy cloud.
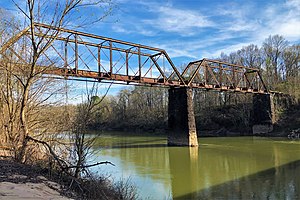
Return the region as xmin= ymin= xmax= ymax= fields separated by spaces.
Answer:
xmin=111 ymin=2 xmax=215 ymax=37
xmin=201 ymin=42 xmax=257 ymax=59
xmin=111 ymin=23 xmax=157 ymax=36
xmin=215 ymin=2 xmax=260 ymax=33
xmin=111 ymin=0 xmax=300 ymax=62
xmin=286 ymin=0 xmax=300 ymax=11
xmin=143 ymin=6 xmax=215 ymax=36
xmin=146 ymin=33 xmax=235 ymax=60
xmin=264 ymin=0 xmax=300 ymax=41
xmin=197 ymin=0 xmax=300 ymax=57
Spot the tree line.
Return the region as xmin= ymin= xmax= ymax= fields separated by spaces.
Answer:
xmin=85 ymin=35 xmax=299 ymax=134
xmin=220 ymin=36 xmax=299 ymax=98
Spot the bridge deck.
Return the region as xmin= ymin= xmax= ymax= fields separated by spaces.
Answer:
xmin=44 ymin=67 xmax=267 ymax=94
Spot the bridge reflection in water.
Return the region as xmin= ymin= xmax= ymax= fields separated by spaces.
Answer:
xmin=91 ymin=135 xmax=300 ymax=199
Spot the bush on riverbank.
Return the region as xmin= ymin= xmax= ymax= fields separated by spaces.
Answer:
xmin=0 ymin=157 xmax=138 ymax=200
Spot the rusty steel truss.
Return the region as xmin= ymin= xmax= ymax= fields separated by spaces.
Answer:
xmin=0 ymin=23 xmax=268 ymax=93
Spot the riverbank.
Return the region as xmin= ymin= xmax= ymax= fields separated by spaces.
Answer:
xmin=0 ymin=158 xmax=137 ymax=200
xmin=92 ymin=101 xmax=300 ymax=137
xmin=89 ymin=127 xmax=295 ymax=138
xmin=95 ymin=102 xmax=300 ymax=138
xmin=0 ymin=158 xmax=75 ymax=199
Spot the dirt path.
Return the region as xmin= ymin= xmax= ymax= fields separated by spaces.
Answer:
xmin=0 ymin=159 xmax=73 ymax=200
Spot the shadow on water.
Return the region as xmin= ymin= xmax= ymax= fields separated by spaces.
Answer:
xmin=110 ymin=143 xmax=167 ymax=149
xmin=176 ymin=159 xmax=300 ymax=199
xmin=106 ymin=139 xmax=167 ymax=149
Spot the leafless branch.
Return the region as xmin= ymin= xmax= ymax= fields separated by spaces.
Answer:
xmin=66 ymin=161 xmax=115 ymax=169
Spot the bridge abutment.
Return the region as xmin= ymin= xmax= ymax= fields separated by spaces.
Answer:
xmin=168 ymin=87 xmax=198 ymax=147
xmin=252 ymin=94 xmax=275 ymax=134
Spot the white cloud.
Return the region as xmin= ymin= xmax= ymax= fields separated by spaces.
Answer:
xmin=252 ymin=1 xmax=300 ymax=43
xmin=145 ymin=33 xmax=236 ymax=61
xmin=201 ymin=42 xmax=256 ymax=59
xmin=276 ymin=18 xmax=300 ymax=40
xmin=198 ymin=0 xmax=300 ymax=59
xmin=214 ymin=2 xmax=260 ymax=33
xmin=112 ymin=23 xmax=156 ymax=36
xmin=112 ymin=24 xmax=129 ymax=33
xmin=225 ymin=21 xmax=258 ymax=32
xmin=286 ymin=0 xmax=300 ymax=11
xmin=112 ymin=0 xmax=299 ymax=64
xmin=143 ymin=6 xmax=215 ymax=36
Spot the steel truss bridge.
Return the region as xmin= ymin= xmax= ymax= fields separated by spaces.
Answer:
xmin=1 ymin=23 xmax=268 ymax=94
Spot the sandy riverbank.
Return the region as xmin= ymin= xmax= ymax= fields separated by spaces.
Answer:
xmin=0 ymin=159 xmax=74 ymax=200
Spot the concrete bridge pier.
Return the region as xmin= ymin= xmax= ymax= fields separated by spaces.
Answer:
xmin=252 ymin=94 xmax=275 ymax=134
xmin=168 ymin=87 xmax=198 ymax=147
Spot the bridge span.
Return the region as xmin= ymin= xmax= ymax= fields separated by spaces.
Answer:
xmin=0 ymin=23 xmax=277 ymax=146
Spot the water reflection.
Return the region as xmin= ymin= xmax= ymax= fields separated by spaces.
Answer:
xmin=91 ymin=135 xmax=171 ymax=199
xmin=169 ymin=147 xmax=199 ymax=199
xmin=91 ymin=135 xmax=300 ymax=199
xmin=179 ymin=159 xmax=300 ymax=199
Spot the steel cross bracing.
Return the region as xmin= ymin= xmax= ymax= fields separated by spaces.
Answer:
xmin=0 ymin=23 xmax=268 ymax=94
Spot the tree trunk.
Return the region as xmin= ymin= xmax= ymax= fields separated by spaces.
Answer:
xmin=16 ymin=80 xmax=31 ymax=162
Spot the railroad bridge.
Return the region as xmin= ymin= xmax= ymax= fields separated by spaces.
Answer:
xmin=0 ymin=23 xmax=279 ymax=146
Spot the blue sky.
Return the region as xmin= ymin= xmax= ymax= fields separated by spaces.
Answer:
xmin=2 ymin=0 xmax=299 ymax=64
xmin=1 ymin=0 xmax=300 ymax=101
xmin=98 ymin=0 xmax=300 ymax=61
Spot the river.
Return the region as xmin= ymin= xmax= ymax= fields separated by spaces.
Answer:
xmin=89 ymin=134 xmax=300 ymax=199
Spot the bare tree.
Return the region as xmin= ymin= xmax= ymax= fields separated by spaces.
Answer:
xmin=237 ymin=44 xmax=263 ymax=69
xmin=262 ymin=35 xmax=288 ymax=87
xmin=69 ymin=83 xmax=114 ymax=178
xmin=0 ymin=0 xmax=113 ymax=162
xmin=282 ymin=44 xmax=300 ymax=98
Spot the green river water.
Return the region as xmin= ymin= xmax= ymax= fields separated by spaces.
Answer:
xmin=90 ymin=134 xmax=300 ymax=199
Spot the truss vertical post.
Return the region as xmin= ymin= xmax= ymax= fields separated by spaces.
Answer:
xmin=218 ymin=64 xmax=222 ymax=87
xmin=64 ymin=40 xmax=68 ymax=76
xmin=126 ymin=51 xmax=129 ymax=76
xmin=109 ymin=41 xmax=113 ymax=74
xmin=150 ymin=59 xmax=152 ymax=78
xmin=74 ymin=34 xmax=78 ymax=74
xmin=138 ymin=47 xmax=141 ymax=79
xmin=98 ymin=46 xmax=101 ymax=74
xmin=204 ymin=64 xmax=208 ymax=85
xmin=232 ymin=66 xmax=235 ymax=88
xmin=256 ymin=72 xmax=260 ymax=91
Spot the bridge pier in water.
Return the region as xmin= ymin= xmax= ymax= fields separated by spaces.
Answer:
xmin=168 ymin=87 xmax=198 ymax=147
xmin=252 ymin=94 xmax=275 ymax=134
